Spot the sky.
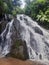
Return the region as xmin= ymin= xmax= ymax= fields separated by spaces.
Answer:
xmin=20 ymin=0 xmax=26 ymax=9
xmin=12 ymin=0 xmax=26 ymax=8
xmin=20 ymin=0 xmax=33 ymax=9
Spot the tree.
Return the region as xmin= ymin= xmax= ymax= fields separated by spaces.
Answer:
xmin=25 ymin=0 xmax=31 ymax=5
xmin=0 ymin=0 xmax=4 ymax=15
xmin=0 ymin=0 xmax=22 ymax=16
xmin=25 ymin=0 xmax=49 ymax=28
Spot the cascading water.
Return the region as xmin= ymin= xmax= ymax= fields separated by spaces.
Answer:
xmin=16 ymin=14 xmax=49 ymax=61
xmin=0 ymin=14 xmax=49 ymax=61
xmin=0 ymin=19 xmax=14 ymax=57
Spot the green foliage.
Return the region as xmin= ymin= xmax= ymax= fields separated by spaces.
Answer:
xmin=0 ymin=0 xmax=4 ymax=15
xmin=0 ymin=0 xmax=22 ymax=16
xmin=12 ymin=7 xmax=24 ymax=16
xmin=37 ymin=0 xmax=46 ymax=3
xmin=25 ymin=0 xmax=49 ymax=28
xmin=15 ymin=40 xmax=22 ymax=48
xmin=37 ymin=10 xmax=49 ymax=22
xmin=0 ymin=0 xmax=3 ymax=6
xmin=3 ymin=2 xmax=9 ymax=13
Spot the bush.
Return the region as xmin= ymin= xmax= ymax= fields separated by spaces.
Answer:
xmin=12 ymin=7 xmax=24 ymax=16
xmin=0 ymin=0 xmax=22 ymax=16
xmin=25 ymin=0 xmax=49 ymax=28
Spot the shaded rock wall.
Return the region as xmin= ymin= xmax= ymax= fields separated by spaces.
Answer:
xmin=0 ymin=20 xmax=8 ymax=34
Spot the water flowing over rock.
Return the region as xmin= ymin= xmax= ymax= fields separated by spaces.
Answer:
xmin=0 ymin=14 xmax=49 ymax=61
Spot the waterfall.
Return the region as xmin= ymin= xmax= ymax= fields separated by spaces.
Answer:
xmin=0 ymin=14 xmax=49 ymax=61
xmin=16 ymin=14 xmax=49 ymax=61
xmin=0 ymin=19 xmax=14 ymax=57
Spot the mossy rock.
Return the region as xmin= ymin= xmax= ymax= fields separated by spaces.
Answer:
xmin=7 ymin=40 xmax=29 ymax=60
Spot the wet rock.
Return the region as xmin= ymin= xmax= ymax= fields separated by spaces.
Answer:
xmin=0 ymin=14 xmax=49 ymax=61
xmin=34 ymin=27 xmax=43 ymax=35
xmin=0 ymin=20 xmax=8 ymax=34
xmin=7 ymin=40 xmax=29 ymax=60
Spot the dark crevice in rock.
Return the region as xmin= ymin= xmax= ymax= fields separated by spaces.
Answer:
xmin=34 ymin=27 xmax=43 ymax=35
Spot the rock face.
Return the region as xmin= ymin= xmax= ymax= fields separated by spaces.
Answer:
xmin=0 ymin=14 xmax=13 ymax=34
xmin=0 ymin=20 xmax=8 ymax=34
xmin=0 ymin=17 xmax=29 ymax=60
xmin=0 ymin=14 xmax=49 ymax=61
xmin=9 ymin=40 xmax=29 ymax=60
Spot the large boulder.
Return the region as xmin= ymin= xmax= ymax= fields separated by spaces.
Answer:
xmin=9 ymin=40 xmax=29 ymax=60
